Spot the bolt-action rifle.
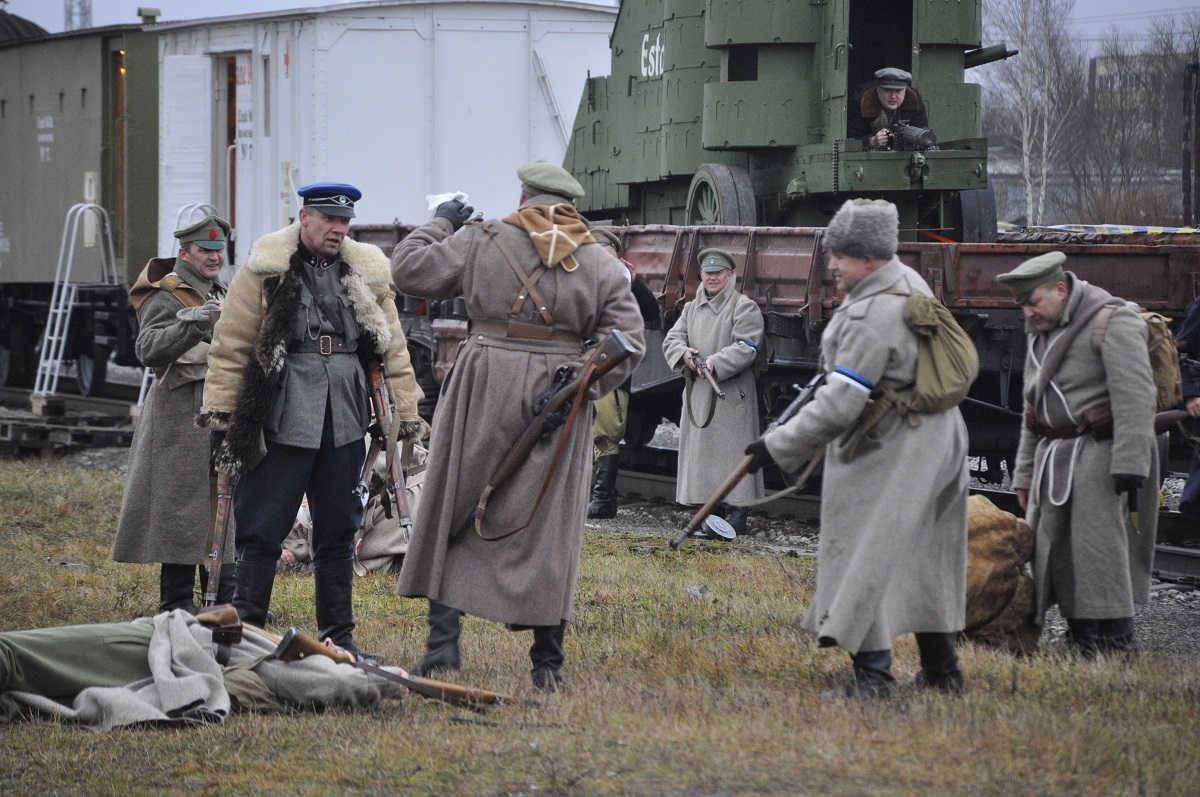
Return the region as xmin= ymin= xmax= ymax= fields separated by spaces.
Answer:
xmin=671 ymin=370 xmax=826 ymax=550
xmin=203 ymin=471 xmax=235 ymax=607
xmin=357 ymin=357 xmax=410 ymax=534
xmin=695 ymin=357 xmax=725 ymax=400
xmin=451 ymin=329 xmax=639 ymax=546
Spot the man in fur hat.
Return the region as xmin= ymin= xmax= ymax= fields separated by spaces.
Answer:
xmin=663 ymin=247 xmax=765 ymax=535
xmin=744 ymin=199 xmax=970 ymax=697
xmin=199 ymin=182 xmax=423 ymax=662
xmin=996 ymin=252 xmax=1158 ymax=658
xmin=390 ymin=161 xmax=645 ymax=690
xmin=847 ymin=67 xmax=931 ymax=149
xmin=113 ymin=215 xmax=236 ymax=613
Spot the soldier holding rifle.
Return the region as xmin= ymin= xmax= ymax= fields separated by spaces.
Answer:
xmin=390 ymin=161 xmax=645 ymax=690
xmin=743 ymin=199 xmax=970 ymax=697
xmin=199 ymin=182 xmax=423 ymax=662
xmin=112 ymin=215 xmax=236 ymax=613
xmin=663 ymin=247 xmax=765 ymax=535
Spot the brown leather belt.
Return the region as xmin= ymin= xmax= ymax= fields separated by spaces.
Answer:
xmin=290 ymin=335 xmax=358 ymax=355
xmin=1025 ymin=403 xmax=1113 ymax=441
xmin=468 ymin=318 xmax=582 ymax=344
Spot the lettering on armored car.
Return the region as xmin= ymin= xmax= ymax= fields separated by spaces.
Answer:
xmin=641 ymin=33 xmax=664 ymax=78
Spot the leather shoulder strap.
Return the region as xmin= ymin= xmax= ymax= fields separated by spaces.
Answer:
xmin=484 ymin=220 xmax=555 ymax=326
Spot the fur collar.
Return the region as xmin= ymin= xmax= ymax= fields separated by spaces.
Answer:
xmin=243 ymin=221 xmax=391 ymax=286
xmin=860 ymin=86 xmax=921 ymax=120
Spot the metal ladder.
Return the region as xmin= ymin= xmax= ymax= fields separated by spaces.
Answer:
xmin=532 ymin=50 xmax=569 ymax=150
xmin=34 ymin=204 xmax=119 ymax=396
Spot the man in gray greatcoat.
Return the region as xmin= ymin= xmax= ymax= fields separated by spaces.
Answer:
xmin=390 ymin=161 xmax=645 ymax=690
xmin=112 ymin=215 xmax=236 ymax=613
xmin=996 ymin=252 xmax=1158 ymax=658
xmin=745 ymin=199 xmax=970 ymax=697
xmin=199 ymin=182 xmax=423 ymax=662
xmin=663 ymin=247 xmax=765 ymax=534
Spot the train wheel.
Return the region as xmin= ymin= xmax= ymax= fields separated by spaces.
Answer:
xmin=0 ymin=345 xmax=10 ymax=386
xmin=75 ymin=346 xmax=110 ymax=397
xmin=622 ymin=404 xmax=662 ymax=449
xmin=685 ymin=164 xmax=757 ymax=226
xmin=958 ymin=187 xmax=998 ymax=243
xmin=0 ymin=317 xmax=37 ymax=388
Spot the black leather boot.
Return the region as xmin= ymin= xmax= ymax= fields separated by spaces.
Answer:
xmin=412 ymin=600 xmax=463 ymax=676
xmin=1066 ymin=618 xmax=1101 ymax=661
xmin=232 ymin=560 xmax=277 ymax=627
xmin=907 ymin=632 xmax=964 ymax=692
xmin=1095 ymin=617 xmax=1138 ymax=658
xmin=587 ymin=454 xmax=620 ymax=519
xmin=315 ymin=559 xmax=377 ymax=663
xmin=159 ymin=563 xmax=198 ymax=613
xmin=820 ymin=649 xmax=895 ymax=699
xmin=726 ymin=506 xmax=750 ymax=536
xmin=530 ymin=622 xmax=567 ymax=691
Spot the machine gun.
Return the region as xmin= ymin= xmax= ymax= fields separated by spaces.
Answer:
xmin=886 ymin=123 xmax=938 ymax=151
xmin=670 ymin=371 xmax=826 ymax=550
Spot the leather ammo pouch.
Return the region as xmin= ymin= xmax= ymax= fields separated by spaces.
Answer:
xmin=196 ymin=603 xmax=244 ymax=645
xmin=1024 ymin=403 xmax=1113 ymax=441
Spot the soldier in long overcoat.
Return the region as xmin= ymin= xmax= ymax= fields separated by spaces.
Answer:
xmin=391 ymin=161 xmax=645 ymax=690
xmin=747 ymin=199 xmax=970 ymax=697
xmin=663 ymin=248 xmax=765 ymax=533
xmin=997 ymin=252 xmax=1158 ymax=657
xmin=112 ymin=216 xmax=236 ymax=612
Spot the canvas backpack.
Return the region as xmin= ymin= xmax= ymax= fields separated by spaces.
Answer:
xmin=1091 ymin=304 xmax=1182 ymax=412
xmin=886 ymin=285 xmax=980 ymax=414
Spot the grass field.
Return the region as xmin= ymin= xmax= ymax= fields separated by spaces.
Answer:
xmin=2 ymin=458 xmax=1198 ymax=796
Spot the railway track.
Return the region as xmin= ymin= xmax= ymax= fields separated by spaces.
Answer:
xmin=617 ymin=461 xmax=1200 ymax=585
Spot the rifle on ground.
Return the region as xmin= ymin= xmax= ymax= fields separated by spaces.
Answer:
xmin=671 ymin=371 xmax=826 ymax=550
xmin=355 ymin=357 xmax=410 ymax=572
xmin=451 ymin=329 xmax=639 ymax=546
xmin=271 ymin=626 xmax=531 ymax=711
xmin=203 ymin=471 xmax=235 ymax=607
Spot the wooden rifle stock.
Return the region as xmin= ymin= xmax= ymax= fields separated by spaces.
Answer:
xmin=696 ymin=358 xmax=725 ymax=400
xmin=365 ymin=357 xmax=411 ymax=531
xmin=203 ymin=471 xmax=235 ymax=607
xmin=464 ymin=329 xmax=638 ymax=542
xmin=670 ymin=371 xmax=826 ymax=551
xmin=1155 ymin=408 xmax=1191 ymax=435
xmin=271 ymin=625 xmax=527 ymax=710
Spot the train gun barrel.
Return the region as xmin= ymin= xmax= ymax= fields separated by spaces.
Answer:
xmin=964 ymin=42 xmax=1019 ymax=70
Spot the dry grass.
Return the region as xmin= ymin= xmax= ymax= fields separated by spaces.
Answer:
xmin=2 ymin=458 xmax=1199 ymax=796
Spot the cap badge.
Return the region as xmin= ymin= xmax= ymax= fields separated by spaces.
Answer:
xmin=209 ymin=228 xmax=218 ymax=240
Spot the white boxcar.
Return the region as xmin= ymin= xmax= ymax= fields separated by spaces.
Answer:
xmin=154 ymin=0 xmax=616 ymax=263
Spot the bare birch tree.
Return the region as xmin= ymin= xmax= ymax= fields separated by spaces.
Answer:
xmin=981 ymin=0 xmax=1084 ymax=225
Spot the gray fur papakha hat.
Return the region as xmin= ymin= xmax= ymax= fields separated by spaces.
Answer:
xmin=996 ymin=251 xmax=1067 ymax=304
xmin=518 ymin=160 xmax=585 ymax=200
xmin=822 ymin=199 xmax=899 ymax=260
xmin=591 ymin=227 xmax=623 ymax=252
xmin=174 ymin=214 xmax=231 ymax=250
xmin=698 ymin=247 xmax=737 ymax=272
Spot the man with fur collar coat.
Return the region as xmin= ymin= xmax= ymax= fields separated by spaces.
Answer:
xmin=847 ymin=67 xmax=930 ymax=149
xmin=199 ymin=182 xmax=422 ymax=661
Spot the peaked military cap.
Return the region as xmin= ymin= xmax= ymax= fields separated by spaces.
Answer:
xmin=174 ymin=214 xmax=231 ymax=250
xmin=996 ymin=251 xmax=1067 ymax=304
xmin=875 ymin=67 xmax=913 ymax=89
xmin=698 ymin=247 xmax=737 ymax=273
xmin=298 ymin=181 xmax=361 ymax=218
xmin=591 ymin=227 xmax=623 ymax=252
xmin=517 ymin=160 xmax=585 ymax=200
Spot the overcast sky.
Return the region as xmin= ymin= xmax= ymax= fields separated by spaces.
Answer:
xmin=3 ymin=0 xmax=1195 ymax=39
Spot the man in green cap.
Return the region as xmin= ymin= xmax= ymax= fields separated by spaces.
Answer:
xmin=390 ymin=160 xmax=646 ymax=690
xmin=847 ymin=67 xmax=932 ymax=149
xmin=585 ymin=227 xmax=661 ymax=519
xmin=113 ymin=215 xmax=236 ymax=613
xmin=996 ymin=251 xmax=1159 ymax=659
xmin=663 ymin=246 xmax=765 ymax=534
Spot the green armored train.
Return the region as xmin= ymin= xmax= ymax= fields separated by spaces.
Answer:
xmin=564 ymin=0 xmax=1015 ymax=241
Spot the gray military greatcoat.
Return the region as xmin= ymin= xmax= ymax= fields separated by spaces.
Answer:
xmin=112 ymin=258 xmax=234 ymax=565
xmin=763 ymin=258 xmax=970 ymax=654
xmin=663 ymin=280 xmax=765 ymax=505
xmin=1011 ymin=274 xmax=1158 ymax=621
xmin=391 ymin=195 xmax=645 ymax=627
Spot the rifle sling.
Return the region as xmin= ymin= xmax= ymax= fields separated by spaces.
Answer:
xmin=683 ymin=371 xmax=718 ymax=429
xmin=474 ymin=363 xmax=596 ymax=543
